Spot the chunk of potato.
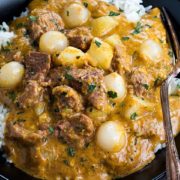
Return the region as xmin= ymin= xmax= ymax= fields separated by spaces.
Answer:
xmin=123 ymin=95 xmax=153 ymax=120
xmin=87 ymin=38 xmax=113 ymax=70
xmin=104 ymin=72 xmax=127 ymax=103
xmin=139 ymin=39 xmax=163 ymax=63
xmin=104 ymin=34 xmax=122 ymax=47
xmin=55 ymin=46 xmax=86 ymax=67
xmin=91 ymin=16 xmax=118 ymax=37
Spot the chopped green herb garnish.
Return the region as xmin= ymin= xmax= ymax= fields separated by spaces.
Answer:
xmin=142 ymin=84 xmax=149 ymax=90
xmin=8 ymin=91 xmax=16 ymax=101
xmin=119 ymin=8 xmax=124 ymax=12
xmin=154 ymin=77 xmax=162 ymax=87
xmin=177 ymin=84 xmax=180 ymax=89
xmin=17 ymin=111 xmax=25 ymax=115
xmin=88 ymin=84 xmax=96 ymax=93
xmin=120 ymin=102 xmax=125 ymax=107
xmin=66 ymin=11 xmax=69 ymax=16
xmin=109 ymin=11 xmax=120 ymax=16
xmin=1 ymin=46 xmax=10 ymax=52
xmin=29 ymin=15 xmax=38 ymax=22
xmin=107 ymin=91 xmax=118 ymax=99
xmin=153 ymin=16 xmax=158 ymax=19
xmin=63 ymin=159 xmax=69 ymax=166
xmin=83 ymin=2 xmax=88 ymax=8
xmin=95 ymin=40 xmax=101 ymax=47
xmin=67 ymin=147 xmax=76 ymax=157
xmin=16 ymin=22 xmax=26 ymax=29
xmin=65 ymin=73 xmax=74 ymax=80
xmin=159 ymin=39 xmax=164 ymax=44
xmin=136 ymin=10 xmax=141 ymax=14
xmin=48 ymin=127 xmax=54 ymax=135
xmin=130 ymin=112 xmax=138 ymax=120
xmin=144 ymin=24 xmax=152 ymax=28
xmin=168 ymin=50 xmax=173 ymax=58
xmin=121 ymin=36 xmax=130 ymax=41
xmin=13 ymin=119 xmax=26 ymax=125
xmin=132 ymin=22 xmax=143 ymax=35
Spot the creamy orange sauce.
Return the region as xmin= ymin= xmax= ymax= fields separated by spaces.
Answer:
xmin=0 ymin=0 xmax=179 ymax=179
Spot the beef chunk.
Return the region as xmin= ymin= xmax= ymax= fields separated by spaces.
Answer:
xmin=52 ymin=85 xmax=84 ymax=118
xmin=48 ymin=67 xmax=67 ymax=87
xmin=6 ymin=121 xmax=43 ymax=145
xmin=67 ymin=66 xmax=104 ymax=94
xmin=29 ymin=9 xmax=64 ymax=41
xmin=25 ymin=52 xmax=51 ymax=83
xmin=111 ymin=45 xmax=131 ymax=75
xmin=48 ymin=66 xmax=108 ymax=110
xmin=67 ymin=67 xmax=108 ymax=110
xmin=56 ymin=113 xmax=94 ymax=148
xmin=66 ymin=27 xmax=93 ymax=51
xmin=88 ymin=86 xmax=107 ymax=110
xmin=17 ymin=80 xmax=43 ymax=109
xmin=130 ymin=68 xmax=153 ymax=97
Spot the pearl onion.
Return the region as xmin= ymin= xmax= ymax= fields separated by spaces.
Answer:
xmin=0 ymin=61 xmax=24 ymax=89
xmin=39 ymin=31 xmax=69 ymax=54
xmin=104 ymin=72 xmax=127 ymax=102
xmin=97 ymin=121 xmax=126 ymax=152
xmin=63 ymin=3 xmax=90 ymax=28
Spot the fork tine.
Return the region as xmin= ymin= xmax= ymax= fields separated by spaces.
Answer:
xmin=161 ymin=7 xmax=180 ymax=61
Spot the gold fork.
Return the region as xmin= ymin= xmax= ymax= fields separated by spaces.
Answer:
xmin=160 ymin=7 xmax=180 ymax=180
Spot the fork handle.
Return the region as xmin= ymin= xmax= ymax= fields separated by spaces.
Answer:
xmin=161 ymin=79 xmax=180 ymax=180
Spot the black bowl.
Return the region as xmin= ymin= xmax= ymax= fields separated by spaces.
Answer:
xmin=0 ymin=0 xmax=180 ymax=179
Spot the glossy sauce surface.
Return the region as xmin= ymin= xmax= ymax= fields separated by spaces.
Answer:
xmin=0 ymin=0 xmax=179 ymax=179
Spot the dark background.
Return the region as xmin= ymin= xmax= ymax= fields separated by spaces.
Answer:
xmin=0 ymin=0 xmax=180 ymax=179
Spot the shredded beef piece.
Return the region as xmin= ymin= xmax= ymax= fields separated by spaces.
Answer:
xmin=67 ymin=66 xmax=104 ymax=94
xmin=130 ymin=68 xmax=153 ymax=97
xmin=17 ymin=80 xmax=43 ymax=109
xmin=88 ymin=86 xmax=107 ymax=110
xmin=67 ymin=67 xmax=108 ymax=110
xmin=66 ymin=27 xmax=93 ymax=51
xmin=56 ymin=113 xmax=94 ymax=148
xmin=48 ymin=67 xmax=67 ymax=87
xmin=52 ymin=85 xmax=84 ymax=118
xmin=111 ymin=45 xmax=131 ymax=75
xmin=29 ymin=9 xmax=64 ymax=41
xmin=48 ymin=66 xmax=108 ymax=110
xmin=6 ymin=121 xmax=43 ymax=145
xmin=25 ymin=52 xmax=51 ymax=83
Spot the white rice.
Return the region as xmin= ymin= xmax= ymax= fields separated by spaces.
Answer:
xmin=0 ymin=104 xmax=8 ymax=149
xmin=0 ymin=22 xmax=16 ymax=50
xmin=169 ymin=77 xmax=180 ymax=95
xmin=102 ymin=0 xmax=152 ymax=22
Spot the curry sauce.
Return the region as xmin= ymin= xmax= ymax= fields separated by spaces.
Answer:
xmin=0 ymin=0 xmax=179 ymax=179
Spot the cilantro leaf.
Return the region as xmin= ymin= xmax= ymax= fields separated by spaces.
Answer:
xmin=130 ymin=112 xmax=138 ymax=120
xmin=107 ymin=91 xmax=118 ymax=98
xmin=109 ymin=11 xmax=120 ymax=16
xmin=95 ymin=40 xmax=101 ymax=47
